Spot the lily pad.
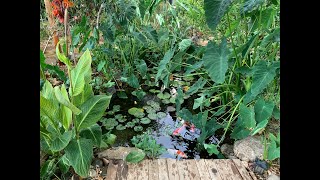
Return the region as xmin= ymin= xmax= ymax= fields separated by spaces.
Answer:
xmin=112 ymin=105 xmax=121 ymax=112
xmin=162 ymin=99 xmax=170 ymax=104
xmin=101 ymin=118 xmax=118 ymax=130
xmin=132 ymin=90 xmax=146 ymax=100
xmin=143 ymin=105 xmax=153 ymax=112
xmin=126 ymin=122 xmax=135 ymax=128
xmin=140 ymin=117 xmax=151 ymax=124
xmin=106 ymin=111 xmax=115 ymax=115
xmin=132 ymin=118 xmax=140 ymax=123
xmin=115 ymin=114 xmax=123 ymax=120
xmin=148 ymin=113 xmax=157 ymax=120
xmin=116 ymin=124 xmax=126 ymax=130
xmin=149 ymin=89 xmax=161 ymax=94
xmin=157 ymin=112 xmax=167 ymax=119
xmin=169 ymin=97 xmax=176 ymax=103
xmin=134 ymin=126 xmax=143 ymax=132
xmin=157 ymin=92 xmax=171 ymax=99
xmin=166 ymin=106 xmax=176 ymax=112
xmin=118 ymin=117 xmax=127 ymax=123
xmin=146 ymin=108 xmax=156 ymax=114
xmin=147 ymin=100 xmax=161 ymax=111
xmin=128 ymin=107 xmax=145 ymax=118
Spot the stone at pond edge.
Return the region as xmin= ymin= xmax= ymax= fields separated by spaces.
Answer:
xmin=233 ymin=136 xmax=264 ymax=162
xmin=220 ymin=144 xmax=236 ymax=159
xmin=97 ymin=147 xmax=140 ymax=159
xmin=267 ymin=174 xmax=280 ymax=180
xmin=92 ymin=158 xmax=103 ymax=168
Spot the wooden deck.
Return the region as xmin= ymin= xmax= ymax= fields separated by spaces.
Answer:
xmin=105 ymin=159 xmax=257 ymax=180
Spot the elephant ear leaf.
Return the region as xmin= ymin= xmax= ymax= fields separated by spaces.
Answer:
xmin=204 ymin=0 xmax=233 ymax=31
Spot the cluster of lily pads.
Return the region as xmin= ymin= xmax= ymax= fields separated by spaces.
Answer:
xmin=100 ymin=101 xmax=167 ymax=132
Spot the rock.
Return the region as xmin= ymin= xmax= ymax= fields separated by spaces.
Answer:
xmin=220 ymin=144 xmax=234 ymax=158
xmin=92 ymin=158 xmax=103 ymax=168
xmin=267 ymin=174 xmax=280 ymax=180
xmin=102 ymin=158 xmax=109 ymax=166
xmin=89 ymin=169 xmax=97 ymax=178
xmin=234 ymin=136 xmax=264 ymax=162
xmin=166 ymin=106 xmax=176 ymax=112
xmin=97 ymin=147 xmax=140 ymax=159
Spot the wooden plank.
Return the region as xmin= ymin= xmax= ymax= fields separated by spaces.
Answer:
xmin=149 ymin=159 xmax=159 ymax=180
xmin=126 ymin=162 xmax=138 ymax=180
xmin=158 ymin=159 xmax=169 ymax=180
xmin=176 ymin=159 xmax=189 ymax=180
xmin=186 ymin=160 xmax=201 ymax=180
xmin=106 ymin=160 xmax=119 ymax=180
xmin=137 ymin=160 xmax=149 ymax=180
xmin=115 ymin=160 xmax=128 ymax=180
xmin=213 ymin=159 xmax=243 ymax=180
xmin=195 ymin=159 xmax=212 ymax=180
xmin=232 ymin=159 xmax=253 ymax=180
xmin=166 ymin=159 xmax=180 ymax=180
xmin=204 ymin=159 xmax=222 ymax=180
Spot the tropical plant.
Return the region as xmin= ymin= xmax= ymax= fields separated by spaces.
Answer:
xmin=40 ymin=44 xmax=113 ymax=178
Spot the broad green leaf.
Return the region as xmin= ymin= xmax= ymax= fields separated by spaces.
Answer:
xmin=254 ymin=98 xmax=274 ymax=123
xmin=267 ymin=139 xmax=280 ymax=160
xmin=70 ymin=49 xmax=92 ymax=96
xmin=45 ymin=64 xmax=68 ymax=82
xmin=250 ymin=119 xmax=268 ymax=135
xmin=186 ymin=77 xmax=207 ymax=96
xmin=242 ymin=34 xmax=259 ymax=58
xmin=50 ymin=131 xmax=72 ymax=152
xmin=40 ymin=159 xmax=56 ymax=179
xmin=272 ymin=106 xmax=280 ymax=120
xmin=58 ymin=155 xmax=70 ymax=174
xmin=241 ymin=0 xmax=265 ymax=15
xmin=179 ymin=39 xmax=192 ymax=51
xmin=193 ymin=95 xmax=205 ymax=110
xmin=170 ymin=51 xmax=185 ymax=72
xmin=156 ymin=48 xmax=175 ymax=83
xmin=231 ymin=104 xmax=256 ymax=139
xmin=101 ymin=133 xmax=117 ymax=148
xmin=54 ymin=86 xmax=81 ymax=115
xmin=40 ymin=95 xmax=59 ymax=130
xmin=65 ymin=139 xmax=93 ymax=177
xmin=203 ymin=39 xmax=230 ymax=84
xmin=184 ymin=60 xmax=204 ymax=76
xmin=56 ymin=41 xmax=71 ymax=69
xmin=144 ymin=25 xmax=158 ymax=44
xmin=127 ymin=73 xmax=140 ymax=88
xmin=80 ymin=124 xmax=102 ymax=147
xmin=125 ymin=150 xmax=146 ymax=163
xmin=97 ymin=61 xmax=106 ymax=72
xmin=261 ymin=28 xmax=280 ymax=48
xmin=41 ymin=80 xmax=55 ymax=100
xmin=250 ymin=61 xmax=277 ymax=96
xmin=251 ymin=7 xmax=275 ymax=31
xmin=128 ymin=107 xmax=145 ymax=118
xmin=235 ymin=66 xmax=253 ymax=76
xmin=40 ymin=50 xmax=46 ymax=68
xmin=204 ymin=0 xmax=233 ymax=31
xmin=213 ymin=106 xmax=226 ymax=116
xmin=175 ymin=87 xmax=184 ymax=113
xmin=73 ymin=84 xmax=94 ymax=107
xmin=204 ymin=144 xmax=219 ymax=155
xmin=135 ymin=59 xmax=147 ymax=77
xmin=225 ymin=18 xmax=240 ymax=37
xmin=139 ymin=0 xmax=152 ymax=19
xmin=75 ymin=95 xmax=112 ymax=131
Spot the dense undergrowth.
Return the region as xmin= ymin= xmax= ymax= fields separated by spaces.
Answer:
xmin=40 ymin=0 xmax=280 ymax=178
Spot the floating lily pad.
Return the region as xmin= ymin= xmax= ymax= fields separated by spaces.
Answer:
xmin=106 ymin=111 xmax=115 ymax=115
xmin=162 ymin=99 xmax=170 ymax=104
xmin=134 ymin=126 xmax=143 ymax=132
xmin=132 ymin=118 xmax=140 ymax=123
xmin=140 ymin=117 xmax=151 ymax=124
xmin=149 ymin=89 xmax=161 ymax=93
xmin=113 ymin=105 xmax=121 ymax=112
xmin=146 ymin=108 xmax=156 ymax=114
xmin=132 ymin=90 xmax=146 ymax=100
xmin=128 ymin=107 xmax=145 ymax=118
xmin=101 ymin=118 xmax=118 ymax=130
xmin=115 ymin=114 xmax=123 ymax=120
xmin=169 ymin=97 xmax=176 ymax=103
xmin=157 ymin=112 xmax=167 ymax=119
xmin=116 ymin=124 xmax=126 ymax=130
xmin=147 ymin=100 xmax=161 ymax=111
xmin=166 ymin=106 xmax=176 ymax=112
xmin=117 ymin=91 xmax=128 ymax=99
xmin=118 ymin=117 xmax=127 ymax=123
xmin=126 ymin=122 xmax=135 ymax=128
xmin=143 ymin=105 xmax=153 ymax=111
xmin=157 ymin=92 xmax=171 ymax=99
xmin=148 ymin=113 xmax=157 ymax=120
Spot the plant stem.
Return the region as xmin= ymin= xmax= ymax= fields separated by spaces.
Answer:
xmin=218 ymin=95 xmax=244 ymax=145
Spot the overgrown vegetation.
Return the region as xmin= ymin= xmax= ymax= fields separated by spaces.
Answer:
xmin=40 ymin=0 xmax=279 ymax=178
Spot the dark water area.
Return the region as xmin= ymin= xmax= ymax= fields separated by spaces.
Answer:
xmin=102 ymin=88 xmax=231 ymax=159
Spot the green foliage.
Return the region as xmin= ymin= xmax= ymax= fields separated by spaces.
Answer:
xmin=204 ymin=144 xmax=219 ymax=155
xmin=204 ymin=0 xmax=233 ymax=31
xmin=131 ymin=131 xmax=166 ymax=158
xmin=125 ymin=150 xmax=146 ymax=163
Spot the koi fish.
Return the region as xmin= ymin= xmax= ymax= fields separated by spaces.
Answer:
xmin=167 ymin=149 xmax=188 ymax=158
xmin=172 ymin=124 xmax=187 ymax=136
xmin=190 ymin=124 xmax=195 ymax=133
